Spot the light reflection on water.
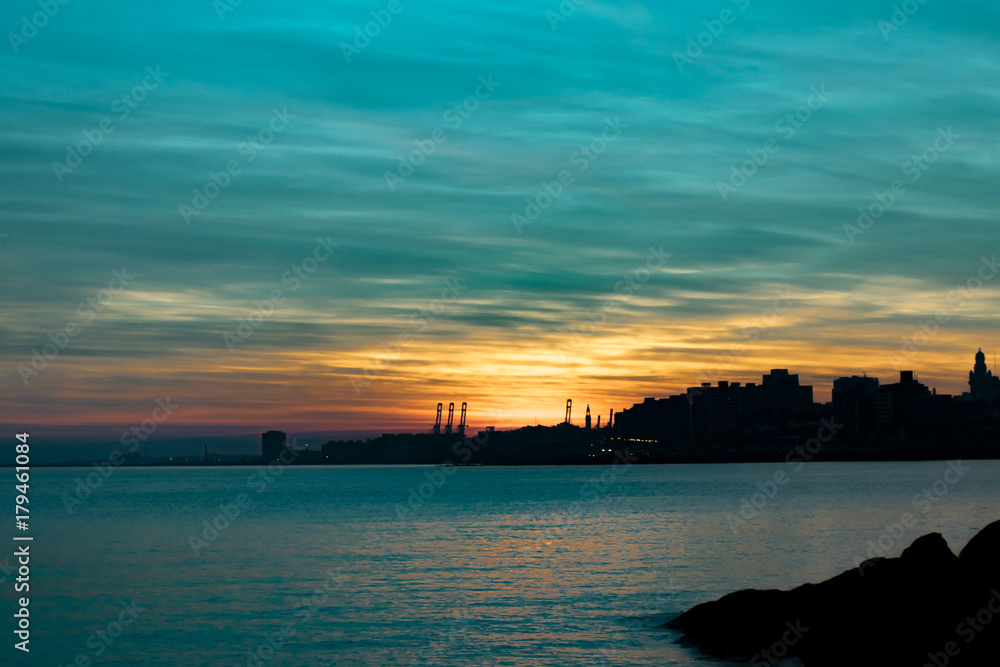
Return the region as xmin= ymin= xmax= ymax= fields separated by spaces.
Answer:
xmin=8 ymin=461 xmax=999 ymax=666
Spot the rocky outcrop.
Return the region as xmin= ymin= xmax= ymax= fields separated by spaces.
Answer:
xmin=667 ymin=521 xmax=1000 ymax=666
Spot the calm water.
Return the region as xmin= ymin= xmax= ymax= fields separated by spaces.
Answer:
xmin=4 ymin=461 xmax=999 ymax=666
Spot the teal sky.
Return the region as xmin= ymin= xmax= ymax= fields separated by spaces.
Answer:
xmin=2 ymin=0 xmax=1000 ymax=437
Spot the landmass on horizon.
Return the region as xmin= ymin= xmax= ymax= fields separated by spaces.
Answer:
xmin=26 ymin=348 xmax=1000 ymax=467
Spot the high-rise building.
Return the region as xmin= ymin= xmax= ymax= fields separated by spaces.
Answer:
xmin=875 ymin=371 xmax=951 ymax=441
xmin=833 ymin=375 xmax=879 ymax=439
xmin=261 ymin=430 xmax=287 ymax=463
xmin=686 ymin=370 xmax=813 ymax=442
xmin=760 ymin=369 xmax=813 ymax=421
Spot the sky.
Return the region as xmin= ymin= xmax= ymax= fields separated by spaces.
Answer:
xmin=2 ymin=0 xmax=1000 ymax=443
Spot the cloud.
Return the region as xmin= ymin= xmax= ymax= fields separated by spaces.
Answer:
xmin=2 ymin=0 xmax=999 ymax=434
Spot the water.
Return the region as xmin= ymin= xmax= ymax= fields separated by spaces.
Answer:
xmin=4 ymin=460 xmax=999 ymax=666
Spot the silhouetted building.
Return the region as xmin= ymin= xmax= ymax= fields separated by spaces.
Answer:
xmin=876 ymin=371 xmax=951 ymax=442
xmin=261 ymin=430 xmax=288 ymax=463
xmin=968 ymin=348 xmax=1000 ymax=400
xmin=616 ymin=395 xmax=690 ymax=446
xmin=833 ymin=375 xmax=880 ymax=440
xmin=686 ymin=370 xmax=813 ymax=444
xmin=688 ymin=382 xmax=738 ymax=442
xmin=761 ymin=369 xmax=813 ymax=422
xmin=316 ymin=354 xmax=1000 ymax=465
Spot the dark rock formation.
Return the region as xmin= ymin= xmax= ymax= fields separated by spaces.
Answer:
xmin=667 ymin=521 xmax=1000 ymax=666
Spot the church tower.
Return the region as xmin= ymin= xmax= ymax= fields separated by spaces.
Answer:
xmin=969 ymin=348 xmax=1000 ymax=399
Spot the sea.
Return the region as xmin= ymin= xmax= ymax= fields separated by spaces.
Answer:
xmin=4 ymin=460 xmax=998 ymax=666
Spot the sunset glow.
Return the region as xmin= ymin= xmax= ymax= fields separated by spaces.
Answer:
xmin=3 ymin=1 xmax=999 ymax=445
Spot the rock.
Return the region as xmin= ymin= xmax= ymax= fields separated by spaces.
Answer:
xmin=959 ymin=520 xmax=1000 ymax=589
xmin=667 ymin=520 xmax=1000 ymax=666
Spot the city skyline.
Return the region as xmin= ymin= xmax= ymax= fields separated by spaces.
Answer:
xmin=5 ymin=4 xmax=1000 ymax=667
xmin=3 ymin=1 xmax=1000 ymax=440
xmin=9 ymin=347 xmax=1000 ymax=448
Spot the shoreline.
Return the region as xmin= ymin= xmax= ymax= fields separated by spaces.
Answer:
xmin=9 ymin=449 xmax=1000 ymax=468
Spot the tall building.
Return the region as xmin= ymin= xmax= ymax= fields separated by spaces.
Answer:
xmin=760 ymin=369 xmax=813 ymax=421
xmin=968 ymin=348 xmax=1000 ymax=400
xmin=261 ymin=430 xmax=287 ymax=463
xmin=686 ymin=369 xmax=813 ymax=443
xmin=875 ymin=371 xmax=951 ymax=441
xmin=833 ymin=375 xmax=879 ymax=439
xmin=688 ymin=382 xmax=738 ymax=441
